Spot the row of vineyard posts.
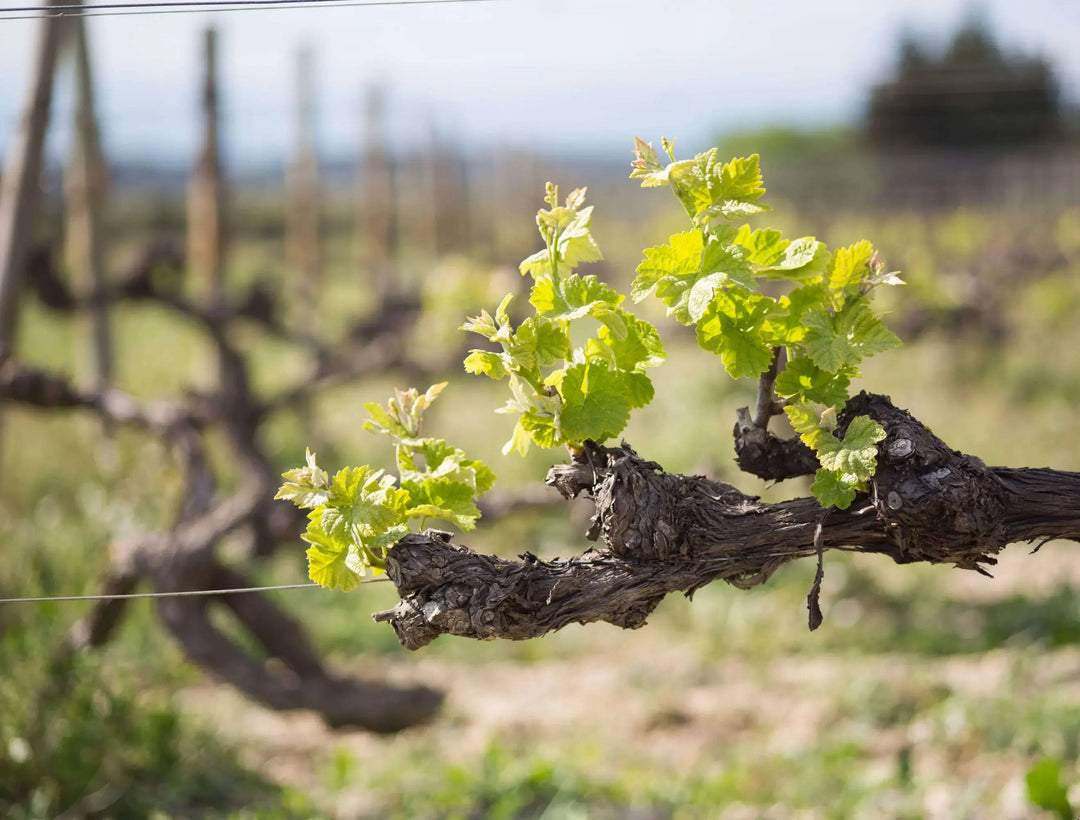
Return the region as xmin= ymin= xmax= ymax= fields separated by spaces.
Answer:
xmin=0 ymin=6 xmax=553 ymax=408
xmin=0 ymin=2 xmax=555 ymax=732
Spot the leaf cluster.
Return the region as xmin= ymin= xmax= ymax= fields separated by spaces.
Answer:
xmin=275 ymin=384 xmax=494 ymax=590
xmin=463 ymin=184 xmax=665 ymax=455
xmin=631 ymin=137 xmax=903 ymax=508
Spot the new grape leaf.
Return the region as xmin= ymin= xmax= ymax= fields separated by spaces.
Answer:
xmin=557 ymin=360 xmax=633 ymax=443
xmin=667 ymin=150 xmax=717 ymax=221
xmin=783 ymin=401 xmax=833 ymax=451
xmin=629 ymin=136 xmax=669 ymax=187
xmin=594 ymin=311 xmax=666 ymax=371
xmin=530 ymin=274 xmax=625 ymax=338
xmin=810 ymin=468 xmax=861 ymax=510
xmin=520 ymin=195 xmax=603 ymax=277
xmin=302 ymin=510 xmax=365 ymax=591
xmin=814 ymin=415 xmax=887 ymax=480
xmin=325 ymin=467 xmax=411 ymax=546
xmin=275 ymin=448 xmax=331 ymax=508
xmin=774 ymin=356 xmax=853 ymax=407
xmin=828 ymin=240 xmax=875 ymax=297
xmin=735 ymin=225 xmax=828 ymax=282
xmin=362 ymin=383 xmax=447 ymax=441
xmin=464 ymin=350 xmax=509 ymax=380
xmin=633 ymin=228 xmax=753 ymax=324
xmin=396 ymin=437 xmax=496 ymax=494
xmin=622 ymin=371 xmax=655 ymax=409
xmin=802 ymin=300 xmax=901 ymax=372
xmin=695 ymin=290 xmax=777 ymax=378
xmin=401 ymin=476 xmax=483 ymax=532
xmin=695 ymin=154 xmax=769 ymax=224
xmin=520 ymin=408 xmax=558 ymax=449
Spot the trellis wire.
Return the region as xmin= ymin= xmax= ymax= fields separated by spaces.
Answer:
xmin=0 ymin=0 xmax=498 ymax=21
xmin=0 ymin=578 xmax=391 ymax=603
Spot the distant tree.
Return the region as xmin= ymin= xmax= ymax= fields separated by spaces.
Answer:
xmin=867 ymin=18 xmax=1062 ymax=149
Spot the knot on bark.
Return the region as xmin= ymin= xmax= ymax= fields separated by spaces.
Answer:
xmin=733 ymin=406 xmax=820 ymax=482
xmin=549 ymin=442 xmax=760 ymax=562
xmin=843 ymin=392 xmax=1009 ymax=571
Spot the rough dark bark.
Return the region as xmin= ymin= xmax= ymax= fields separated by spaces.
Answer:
xmin=374 ymin=392 xmax=1080 ymax=649
xmin=733 ymin=406 xmax=820 ymax=482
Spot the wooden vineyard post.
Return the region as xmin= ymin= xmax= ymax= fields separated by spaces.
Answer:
xmin=430 ymin=126 xmax=470 ymax=258
xmin=64 ymin=16 xmax=114 ymax=395
xmin=285 ymin=46 xmax=321 ymax=319
xmin=187 ymin=27 xmax=226 ymax=304
xmin=355 ymin=86 xmax=395 ymax=294
xmin=0 ymin=2 xmax=65 ymax=359
xmin=410 ymin=122 xmax=439 ymax=263
xmin=0 ymin=1 xmax=66 ymax=470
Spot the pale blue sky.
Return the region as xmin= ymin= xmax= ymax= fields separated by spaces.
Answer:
xmin=1 ymin=0 xmax=1079 ymax=166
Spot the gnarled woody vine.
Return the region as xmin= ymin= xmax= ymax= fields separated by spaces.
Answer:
xmin=278 ymin=137 xmax=1080 ymax=650
xmin=373 ymin=392 xmax=1080 ymax=649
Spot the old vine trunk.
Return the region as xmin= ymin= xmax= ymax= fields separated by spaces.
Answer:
xmin=374 ymin=392 xmax=1080 ymax=649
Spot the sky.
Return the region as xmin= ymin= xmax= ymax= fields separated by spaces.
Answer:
xmin=1 ymin=0 xmax=1080 ymax=168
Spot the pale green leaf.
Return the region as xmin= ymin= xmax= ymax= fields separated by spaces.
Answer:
xmin=783 ymin=401 xmax=831 ymax=451
xmin=596 ymin=311 xmax=665 ymax=371
xmin=520 ymin=408 xmax=558 ymax=449
xmin=519 ymin=248 xmax=551 ymax=278
xmin=633 ymin=229 xmax=704 ymax=303
xmin=828 ymin=240 xmax=875 ymax=295
xmin=735 ymin=225 xmax=828 ymax=282
xmin=530 ymin=273 xmax=623 ymax=325
xmin=629 ymin=136 xmax=669 ymax=187
xmin=815 ymin=415 xmax=886 ymax=481
xmin=302 ymin=510 xmax=362 ymax=591
xmin=801 ymin=298 xmax=900 ymax=373
xmin=460 ymin=308 xmax=499 ymax=340
xmin=667 ymin=152 xmax=716 ymax=221
xmin=276 ymin=471 xmax=330 ymax=508
xmin=696 ymin=154 xmax=770 ymax=224
xmin=523 ymin=191 xmax=604 ymax=277
xmin=532 ymin=321 xmax=571 ymax=367
xmin=464 ymin=350 xmax=509 ymax=380
xmin=633 ymin=229 xmax=753 ymax=325
xmin=810 ymin=468 xmax=860 ymax=510
xmin=275 ymin=448 xmax=331 ymax=508
xmin=622 ymin=371 xmax=655 ymax=409
xmin=402 ymin=476 xmax=482 ymax=531
xmin=839 ymin=300 xmax=902 ymax=358
xmin=503 ymin=416 xmax=534 ymax=457
xmin=695 ymin=290 xmax=777 ymax=379
xmin=558 ymin=361 xmax=632 ymax=444
xmin=774 ymin=356 xmax=852 ymax=407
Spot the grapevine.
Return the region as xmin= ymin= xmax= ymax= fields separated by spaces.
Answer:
xmin=278 ymin=135 xmax=906 ymax=593
xmin=628 ymin=136 xmax=903 ymax=508
xmin=462 ymin=183 xmax=665 ymax=455
xmin=275 ymin=383 xmax=494 ymax=589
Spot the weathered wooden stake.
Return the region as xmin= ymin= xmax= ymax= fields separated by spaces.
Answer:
xmin=355 ymin=86 xmax=394 ymax=294
xmin=0 ymin=2 xmax=66 ymax=469
xmin=411 ymin=121 xmax=439 ymax=262
xmin=187 ymin=27 xmax=226 ymax=303
xmin=430 ymin=126 xmax=469 ymax=257
xmin=285 ymin=46 xmax=321 ymax=317
xmin=64 ymin=16 xmax=114 ymax=393
xmin=0 ymin=3 xmax=65 ymax=359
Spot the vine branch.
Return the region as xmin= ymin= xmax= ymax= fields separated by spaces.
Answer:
xmin=374 ymin=392 xmax=1080 ymax=649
